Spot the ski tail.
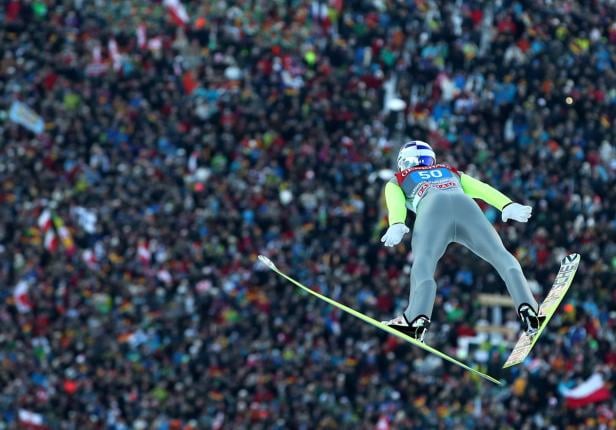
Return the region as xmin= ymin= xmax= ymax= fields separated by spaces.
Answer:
xmin=258 ymin=255 xmax=502 ymax=385
xmin=503 ymin=253 xmax=580 ymax=368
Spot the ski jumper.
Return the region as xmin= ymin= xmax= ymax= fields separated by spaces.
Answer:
xmin=384 ymin=163 xmax=539 ymax=322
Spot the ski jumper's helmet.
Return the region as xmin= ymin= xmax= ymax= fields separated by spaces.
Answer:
xmin=397 ymin=140 xmax=436 ymax=171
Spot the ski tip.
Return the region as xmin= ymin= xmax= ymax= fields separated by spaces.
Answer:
xmin=561 ymin=253 xmax=580 ymax=265
xmin=258 ymin=255 xmax=277 ymax=271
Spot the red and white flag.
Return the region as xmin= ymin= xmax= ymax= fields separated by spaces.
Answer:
xmin=82 ymin=249 xmax=97 ymax=269
xmin=137 ymin=24 xmax=147 ymax=49
xmin=86 ymin=45 xmax=108 ymax=77
xmin=562 ymin=373 xmax=611 ymax=408
xmin=18 ymin=409 xmax=48 ymax=430
xmin=39 ymin=207 xmax=58 ymax=252
xmin=44 ymin=229 xmax=58 ymax=252
xmin=14 ymin=281 xmax=32 ymax=313
xmin=163 ymin=0 xmax=189 ymax=28
xmin=38 ymin=209 xmax=53 ymax=233
xmin=137 ymin=240 xmax=151 ymax=265
xmin=92 ymin=45 xmax=102 ymax=63
xmin=108 ymin=39 xmax=122 ymax=71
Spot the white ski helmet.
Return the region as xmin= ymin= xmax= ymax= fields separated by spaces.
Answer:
xmin=397 ymin=140 xmax=436 ymax=171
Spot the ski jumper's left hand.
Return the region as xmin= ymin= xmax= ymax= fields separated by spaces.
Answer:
xmin=502 ymin=203 xmax=533 ymax=223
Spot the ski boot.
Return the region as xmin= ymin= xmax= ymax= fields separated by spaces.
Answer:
xmin=381 ymin=314 xmax=431 ymax=343
xmin=518 ymin=304 xmax=546 ymax=336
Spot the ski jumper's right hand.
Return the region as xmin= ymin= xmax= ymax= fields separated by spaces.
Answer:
xmin=381 ymin=223 xmax=410 ymax=247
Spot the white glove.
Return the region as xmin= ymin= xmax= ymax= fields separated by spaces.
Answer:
xmin=380 ymin=223 xmax=410 ymax=247
xmin=502 ymin=203 xmax=533 ymax=223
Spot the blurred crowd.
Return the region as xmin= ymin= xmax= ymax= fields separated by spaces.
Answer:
xmin=0 ymin=0 xmax=614 ymax=429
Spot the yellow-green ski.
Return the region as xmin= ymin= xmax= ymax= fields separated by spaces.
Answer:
xmin=503 ymin=253 xmax=581 ymax=368
xmin=258 ymin=255 xmax=502 ymax=386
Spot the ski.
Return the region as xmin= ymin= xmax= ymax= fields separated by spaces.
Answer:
xmin=503 ymin=253 xmax=581 ymax=368
xmin=258 ymin=255 xmax=502 ymax=385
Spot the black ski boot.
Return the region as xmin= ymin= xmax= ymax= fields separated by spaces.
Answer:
xmin=518 ymin=304 xmax=546 ymax=335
